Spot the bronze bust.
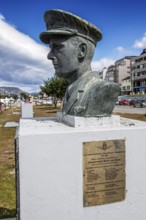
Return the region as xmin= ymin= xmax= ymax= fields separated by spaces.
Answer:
xmin=40 ymin=9 xmax=120 ymax=117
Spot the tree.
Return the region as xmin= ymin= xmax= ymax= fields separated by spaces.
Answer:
xmin=12 ymin=94 xmax=18 ymax=100
xmin=20 ymin=92 xmax=29 ymax=101
xmin=40 ymin=77 xmax=68 ymax=108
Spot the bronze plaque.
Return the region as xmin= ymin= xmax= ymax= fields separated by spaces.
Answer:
xmin=83 ymin=139 xmax=125 ymax=207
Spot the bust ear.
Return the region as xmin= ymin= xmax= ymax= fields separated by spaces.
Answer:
xmin=78 ymin=43 xmax=87 ymax=59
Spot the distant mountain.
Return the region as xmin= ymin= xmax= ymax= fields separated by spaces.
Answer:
xmin=30 ymin=92 xmax=40 ymax=96
xmin=0 ymin=86 xmax=27 ymax=95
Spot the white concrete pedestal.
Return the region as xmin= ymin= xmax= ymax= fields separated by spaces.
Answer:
xmin=21 ymin=103 xmax=33 ymax=118
xmin=15 ymin=115 xmax=146 ymax=220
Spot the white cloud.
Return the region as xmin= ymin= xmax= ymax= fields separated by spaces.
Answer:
xmin=116 ymin=46 xmax=126 ymax=52
xmin=91 ymin=57 xmax=115 ymax=71
xmin=0 ymin=14 xmax=54 ymax=92
xmin=0 ymin=13 xmax=5 ymax=20
xmin=115 ymin=46 xmax=133 ymax=56
xmin=133 ymin=32 xmax=146 ymax=48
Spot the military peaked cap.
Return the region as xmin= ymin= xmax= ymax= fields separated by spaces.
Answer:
xmin=40 ymin=9 xmax=102 ymax=45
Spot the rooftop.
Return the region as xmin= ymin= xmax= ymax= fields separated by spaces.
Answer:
xmin=140 ymin=48 xmax=146 ymax=55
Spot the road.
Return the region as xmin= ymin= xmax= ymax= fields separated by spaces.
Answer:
xmin=113 ymin=105 xmax=146 ymax=114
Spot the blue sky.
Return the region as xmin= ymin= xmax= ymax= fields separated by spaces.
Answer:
xmin=0 ymin=0 xmax=146 ymax=92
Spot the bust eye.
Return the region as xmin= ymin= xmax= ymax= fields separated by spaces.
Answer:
xmin=55 ymin=45 xmax=61 ymax=49
xmin=55 ymin=45 xmax=63 ymax=50
xmin=49 ymin=43 xmax=64 ymax=52
xmin=52 ymin=43 xmax=64 ymax=50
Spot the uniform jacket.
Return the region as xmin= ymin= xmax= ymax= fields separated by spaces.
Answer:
xmin=62 ymin=71 xmax=120 ymax=117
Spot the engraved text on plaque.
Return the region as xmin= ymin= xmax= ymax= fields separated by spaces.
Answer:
xmin=83 ymin=139 xmax=125 ymax=207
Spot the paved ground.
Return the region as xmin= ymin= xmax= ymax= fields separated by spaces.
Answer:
xmin=113 ymin=105 xmax=146 ymax=114
xmin=4 ymin=121 xmax=19 ymax=127
xmin=1 ymin=219 xmax=16 ymax=220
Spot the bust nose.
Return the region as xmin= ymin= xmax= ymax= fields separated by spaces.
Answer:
xmin=47 ymin=50 xmax=55 ymax=60
xmin=47 ymin=51 xmax=57 ymax=67
xmin=47 ymin=50 xmax=52 ymax=60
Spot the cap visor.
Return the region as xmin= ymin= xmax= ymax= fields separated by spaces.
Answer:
xmin=40 ymin=30 xmax=73 ymax=44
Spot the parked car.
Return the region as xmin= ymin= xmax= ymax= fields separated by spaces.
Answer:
xmin=129 ymin=97 xmax=138 ymax=106
xmin=119 ymin=99 xmax=130 ymax=105
xmin=133 ymin=99 xmax=146 ymax=108
xmin=46 ymin=100 xmax=53 ymax=105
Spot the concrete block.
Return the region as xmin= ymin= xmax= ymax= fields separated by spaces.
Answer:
xmin=15 ymin=116 xmax=146 ymax=220
xmin=21 ymin=103 xmax=33 ymax=118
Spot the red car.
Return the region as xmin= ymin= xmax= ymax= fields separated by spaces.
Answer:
xmin=119 ymin=99 xmax=130 ymax=105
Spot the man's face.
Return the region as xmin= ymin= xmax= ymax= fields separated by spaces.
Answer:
xmin=47 ymin=36 xmax=79 ymax=79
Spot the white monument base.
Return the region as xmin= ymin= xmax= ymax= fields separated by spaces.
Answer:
xmin=21 ymin=103 xmax=33 ymax=118
xmin=57 ymin=112 xmax=121 ymax=127
xmin=15 ymin=115 xmax=146 ymax=220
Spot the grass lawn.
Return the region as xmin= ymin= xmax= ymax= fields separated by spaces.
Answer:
xmin=113 ymin=112 xmax=146 ymax=121
xmin=0 ymin=103 xmax=146 ymax=218
xmin=0 ymin=104 xmax=59 ymax=219
xmin=0 ymin=105 xmax=21 ymax=218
